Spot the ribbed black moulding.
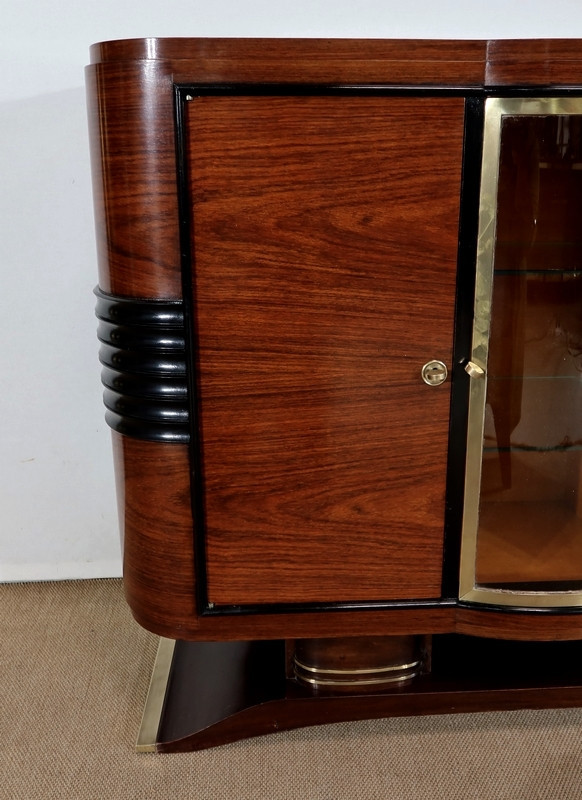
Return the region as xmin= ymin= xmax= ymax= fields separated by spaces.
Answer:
xmin=95 ymin=288 xmax=190 ymax=443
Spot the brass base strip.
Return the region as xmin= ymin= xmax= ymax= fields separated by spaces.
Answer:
xmin=136 ymin=637 xmax=176 ymax=753
xmin=294 ymin=666 xmax=419 ymax=687
xmin=294 ymin=657 xmax=421 ymax=676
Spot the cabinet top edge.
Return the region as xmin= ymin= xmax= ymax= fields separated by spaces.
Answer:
xmin=89 ymin=37 xmax=488 ymax=65
xmin=88 ymin=39 xmax=582 ymax=88
xmin=89 ymin=38 xmax=582 ymax=65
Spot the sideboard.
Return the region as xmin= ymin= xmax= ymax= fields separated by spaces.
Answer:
xmin=87 ymin=38 xmax=582 ymax=751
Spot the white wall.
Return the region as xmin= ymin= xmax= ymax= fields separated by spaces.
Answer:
xmin=2 ymin=0 xmax=582 ymax=582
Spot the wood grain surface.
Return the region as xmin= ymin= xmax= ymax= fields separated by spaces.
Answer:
xmin=89 ymin=37 xmax=582 ymax=88
xmin=86 ymin=61 xmax=182 ymax=298
xmin=456 ymin=607 xmax=582 ymax=641
xmin=114 ymin=433 xmax=458 ymax=639
xmin=112 ymin=433 xmax=198 ymax=635
xmin=187 ymin=95 xmax=464 ymax=604
xmin=90 ymin=38 xmax=487 ymax=86
xmin=486 ymin=39 xmax=582 ymax=86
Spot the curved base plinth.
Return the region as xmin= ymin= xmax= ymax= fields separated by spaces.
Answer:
xmin=138 ymin=636 xmax=582 ymax=753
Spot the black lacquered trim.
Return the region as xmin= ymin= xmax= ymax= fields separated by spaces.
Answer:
xmin=97 ymin=319 xmax=186 ymax=352
xmin=200 ymin=597 xmax=455 ymax=618
xmin=174 ymin=86 xmax=209 ymax=612
xmin=458 ymin=600 xmax=582 ymax=615
xmin=98 ymin=343 xmax=187 ymax=376
xmin=441 ymin=96 xmax=485 ymax=600
xmin=104 ymin=412 xmax=191 ymax=443
xmin=102 ymin=389 xmax=189 ymax=424
xmin=95 ymin=288 xmax=190 ymax=443
xmin=95 ymin=291 xmax=185 ymax=327
xmin=100 ymin=366 xmax=188 ymax=401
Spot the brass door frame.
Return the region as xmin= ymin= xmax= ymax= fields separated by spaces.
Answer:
xmin=459 ymin=96 xmax=582 ymax=609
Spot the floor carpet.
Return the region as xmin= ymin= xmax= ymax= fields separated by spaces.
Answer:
xmin=1 ymin=579 xmax=581 ymax=799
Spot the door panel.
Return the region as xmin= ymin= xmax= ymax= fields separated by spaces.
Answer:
xmin=185 ymin=95 xmax=465 ymax=605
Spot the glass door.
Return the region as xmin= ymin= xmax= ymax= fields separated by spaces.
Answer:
xmin=460 ymin=97 xmax=582 ymax=607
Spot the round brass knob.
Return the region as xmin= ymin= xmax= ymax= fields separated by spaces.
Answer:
xmin=464 ymin=360 xmax=485 ymax=379
xmin=421 ymin=360 xmax=448 ymax=386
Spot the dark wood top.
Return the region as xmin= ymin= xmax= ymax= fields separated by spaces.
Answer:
xmin=89 ymin=38 xmax=487 ymax=87
xmin=89 ymin=37 xmax=486 ymax=65
xmin=88 ymin=38 xmax=582 ymax=87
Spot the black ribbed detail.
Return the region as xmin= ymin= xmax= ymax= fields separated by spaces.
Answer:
xmin=95 ymin=288 xmax=190 ymax=443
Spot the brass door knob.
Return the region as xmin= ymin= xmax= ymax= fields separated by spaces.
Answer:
xmin=464 ymin=360 xmax=485 ymax=379
xmin=421 ymin=360 xmax=448 ymax=386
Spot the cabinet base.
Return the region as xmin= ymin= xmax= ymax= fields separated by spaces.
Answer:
xmin=138 ymin=635 xmax=582 ymax=753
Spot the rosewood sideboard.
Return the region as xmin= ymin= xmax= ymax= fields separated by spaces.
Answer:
xmin=87 ymin=38 xmax=582 ymax=751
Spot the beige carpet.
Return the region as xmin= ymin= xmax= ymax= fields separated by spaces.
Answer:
xmin=2 ymin=579 xmax=582 ymax=799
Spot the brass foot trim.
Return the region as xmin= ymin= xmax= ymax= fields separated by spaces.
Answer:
xmin=136 ymin=637 xmax=176 ymax=753
xmin=294 ymin=657 xmax=421 ymax=676
xmin=294 ymin=668 xmax=419 ymax=687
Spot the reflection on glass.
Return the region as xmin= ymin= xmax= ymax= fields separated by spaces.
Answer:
xmin=475 ymin=112 xmax=582 ymax=592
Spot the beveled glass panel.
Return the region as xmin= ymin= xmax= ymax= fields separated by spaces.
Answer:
xmin=460 ymin=98 xmax=582 ymax=607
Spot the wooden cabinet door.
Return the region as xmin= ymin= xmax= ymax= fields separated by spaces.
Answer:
xmin=185 ymin=94 xmax=465 ymax=606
